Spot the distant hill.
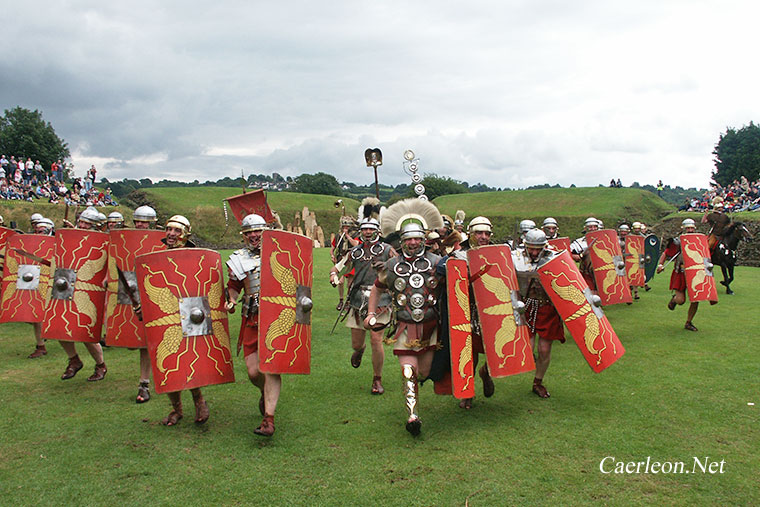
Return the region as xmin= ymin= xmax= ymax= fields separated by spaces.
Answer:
xmin=434 ymin=187 xmax=675 ymax=241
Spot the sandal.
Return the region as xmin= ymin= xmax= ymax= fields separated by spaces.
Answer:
xmin=193 ymin=395 xmax=209 ymax=425
xmin=28 ymin=345 xmax=47 ymax=359
xmin=371 ymin=376 xmax=384 ymax=395
xmin=350 ymin=346 xmax=365 ymax=368
xmin=336 ymin=299 xmax=344 ymax=311
xmin=458 ymin=398 xmax=473 ymax=410
xmin=684 ymin=322 xmax=698 ymax=332
xmin=136 ymin=381 xmax=151 ymax=404
xmin=405 ymin=416 xmax=421 ymax=436
xmin=61 ymin=355 xmax=83 ymax=380
xmin=162 ymin=401 xmax=183 ymax=426
xmin=479 ymin=364 xmax=495 ymax=398
xmin=254 ymin=415 xmax=275 ymax=437
xmin=667 ymin=300 xmax=676 ymax=311
xmin=532 ymin=379 xmax=550 ymax=398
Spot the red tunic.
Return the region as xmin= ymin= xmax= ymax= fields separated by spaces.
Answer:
xmin=526 ymin=300 xmax=565 ymax=342
xmin=664 ymin=241 xmax=687 ymax=292
xmin=227 ymin=277 xmax=259 ymax=356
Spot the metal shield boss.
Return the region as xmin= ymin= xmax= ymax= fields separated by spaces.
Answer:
xmin=537 ymin=250 xmax=625 ymax=373
xmin=0 ymin=226 xmax=17 ymax=275
xmin=105 ymin=229 xmax=165 ymax=347
xmin=225 ymin=189 xmax=275 ymax=224
xmin=547 ymin=237 xmax=571 ymax=253
xmin=467 ymin=245 xmax=535 ymax=378
xmin=586 ymin=229 xmax=632 ymax=305
xmin=136 ymin=248 xmax=234 ymax=394
xmin=643 ymin=234 xmax=661 ymax=283
xmin=445 ymin=258 xmax=476 ymax=399
xmin=680 ymin=233 xmax=718 ymax=303
xmin=258 ymin=230 xmax=313 ymax=375
xmin=624 ymin=235 xmax=646 ymax=287
xmin=41 ymin=229 xmax=109 ymax=343
xmin=0 ymin=234 xmax=55 ymax=323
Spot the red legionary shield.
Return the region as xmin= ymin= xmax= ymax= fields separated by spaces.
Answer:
xmin=0 ymin=234 xmax=55 ymax=323
xmin=136 ymin=248 xmax=234 ymax=394
xmin=225 ymin=189 xmax=275 ymax=224
xmin=624 ymin=235 xmax=646 ymax=287
xmin=467 ymin=245 xmax=535 ymax=378
xmin=445 ymin=258 xmax=475 ymax=399
xmin=538 ymin=250 xmax=624 ymax=373
xmin=41 ymin=229 xmax=109 ymax=343
xmin=680 ymin=233 xmax=718 ymax=303
xmin=586 ymin=229 xmax=632 ymax=305
xmin=258 ymin=230 xmax=313 ymax=375
xmin=0 ymin=226 xmax=18 ymax=276
xmin=547 ymin=237 xmax=571 ymax=253
xmin=105 ymin=230 xmax=165 ymax=347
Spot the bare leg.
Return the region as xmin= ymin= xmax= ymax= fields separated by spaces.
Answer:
xmin=350 ymin=328 xmax=366 ymax=368
xmin=245 ymin=351 xmax=266 ymax=415
xmin=191 ymin=388 xmax=209 ymax=424
xmin=136 ymin=349 xmax=152 ymax=403
xmin=163 ymin=391 xmax=183 ymax=426
xmin=83 ymin=342 xmax=104 ymax=364
xmin=685 ymin=301 xmax=699 ymax=331
xmin=370 ymin=329 xmax=385 ymax=394
xmin=533 ymin=337 xmax=553 ymax=398
xmin=28 ymin=323 xmax=47 ymax=358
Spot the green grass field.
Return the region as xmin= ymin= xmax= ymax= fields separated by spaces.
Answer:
xmin=1 ymin=248 xmax=757 ymax=505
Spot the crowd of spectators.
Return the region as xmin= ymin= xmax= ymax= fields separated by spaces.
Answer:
xmin=678 ymin=176 xmax=760 ymax=212
xmin=0 ymin=155 xmax=117 ymax=207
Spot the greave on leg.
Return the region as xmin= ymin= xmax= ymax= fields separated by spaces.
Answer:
xmin=402 ymin=364 xmax=421 ymax=435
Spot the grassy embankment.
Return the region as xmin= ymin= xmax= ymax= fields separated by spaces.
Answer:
xmin=0 ymin=247 xmax=758 ymax=504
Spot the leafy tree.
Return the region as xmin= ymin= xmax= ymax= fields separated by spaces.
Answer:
xmin=407 ymin=174 xmax=468 ymax=201
xmin=712 ymin=122 xmax=760 ymax=186
xmin=292 ymin=172 xmax=342 ymax=196
xmin=0 ymin=107 xmax=69 ymax=168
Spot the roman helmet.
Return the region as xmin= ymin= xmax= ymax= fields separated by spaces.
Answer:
xmin=618 ymin=224 xmax=630 ymax=233
xmin=77 ymin=206 xmax=101 ymax=226
xmin=133 ymin=205 xmax=158 ymax=224
xmin=524 ymin=228 xmax=548 ymax=248
xmin=359 ymin=217 xmax=381 ymax=242
xmin=166 ymin=215 xmax=192 ymax=247
xmin=30 ymin=212 xmax=44 ymax=226
xmin=467 ymin=216 xmax=493 ymax=247
xmin=681 ymin=218 xmax=696 ymax=231
xmin=107 ymin=211 xmax=124 ymax=225
xmin=584 ymin=217 xmax=600 ymax=231
xmin=519 ymin=219 xmax=536 ymax=234
xmin=542 ymin=217 xmax=559 ymax=237
xmin=35 ymin=217 xmax=54 ymax=235
xmin=381 ymin=198 xmax=443 ymax=258
xmin=631 ymin=221 xmax=642 ymax=233
xmin=241 ymin=213 xmax=268 ymax=233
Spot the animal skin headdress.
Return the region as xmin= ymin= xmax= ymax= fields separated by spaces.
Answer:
xmin=358 ymin=197 xmax=382 ymax=221
xmin=381 ymin=198 xmax=444 ymax=238
xmin=454 ymin=210 xmax=466 ymax=225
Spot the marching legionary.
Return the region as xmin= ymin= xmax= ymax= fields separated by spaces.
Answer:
xmin=0 ymin=217 xmax=56 ymax=359
xmin=542 ymin=217 xmax=559 ymax=239
xmin=159 ymin=215 xmax=209 ymax=425
xmin=106 ymin=211 xmax=125 ymax=231
xmin=365 ymin=198 xmax=444 ymax=436
xmin=224 ymin=214 xmax=282 ymax=436
xmin=570 ymin=217 xmax=600 ymax=294
xmin=448 ymin=216 xmax=496 ymax=409
xmin=513 ymin=229 xmax=565 ymax=398
xmin=54 ymin=207 xmax=109 ymax=382
xmin=330 ymin=214 xmax=359 ymax=311
xmin=657 ymin=218 xmax=703 ymax=331
xmin=701 ymin=202 xmax=730 ymax=253
xmin=515 ymin=219 xmax=536 ymax=248
xmin=631 ymin=222 xmax=652 ymax=292
xmin=134 ymin=205 xmax=159 ymax=401
xmin=330 ymin=217 xmax=395 ymax=395
xmin=617 ymin=224 xmax=639 ymax=301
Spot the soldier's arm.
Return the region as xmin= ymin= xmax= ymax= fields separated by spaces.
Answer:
xmin=330 ymin=257 xmax=351 ymax=286
xmin=347 ymin=235 xmax=360 ymax=247
xmin=656 ymin=251 xmax=667 ymax=273
xmin=226 ymin=274 xmax=243 ymax=311
xmin=701 ymin=211 xmax=710 ymax=224
xmin=364 ymin=284 xmax=382 ymax=329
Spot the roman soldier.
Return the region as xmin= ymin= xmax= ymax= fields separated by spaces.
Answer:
xmin=365 ymin=198 xmax=443 ymax=436
xmin=330 ymin=217 xmax=395 ymax=396
xmin=702 ymin=202 xmax=730 ymax=252
xmin=225 ymin=213 xmax=284 ymax=436
xmin=657 ymin=218 xmax=701 ymax=331
xmin=133 ymin=205 xmax=158 ymax=229
xmin=158 ymin=215 xmax=208 ymax=425
xmin=330 ymin=214 xmax=359 ymax=311
xmin=542 ymin=217 xmax=559 ymax=239
xmin=513 ymin=229 xmax=565 ymax=398
xmin=454 ymin=210 xmax=467 ymax=242
xmin=617 ymin=224 xmax=638 ymax=301
xmin=106 ymin=211 xmax=125 ymax=231
xmin=448 ymin=216 xmax=496 ymax=409
xmin=570 ymin=217 xmax=600 ymax=293
xmin=55 ymin=207 xmax=108 ymax=382
xmin=516 ymin=219 xmax=536 ymax=247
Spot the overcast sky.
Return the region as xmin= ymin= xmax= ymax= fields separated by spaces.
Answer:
xmin=2 ymin=1 xmax=758 ymax=189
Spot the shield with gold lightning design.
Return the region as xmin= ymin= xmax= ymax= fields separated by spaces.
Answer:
xmin=538 ymin=250 xmax=624 ymax=373
xmin=445 ymin=257 xmax=475 ymax=399
xmin=41 ymin=229 xmax=109 ymax=343
xmin=0 ymin=234 xmax=55 ymax=323
xmin=467 ymin=245 xmax=535 ymax=378
xmin=680 ymin=233 xmax=718 ymax=303
xmin=547 ymin=237 xmax=571 ymax=253
xmin=624 ymin=234 xmax=645 ymax=287
xmin=0 ymin=226 xmax=18 ymax=276
xmin=258 ymin=230 xmax=313 ymax=375
xmin=135 ymin=248 xmax=234 ymax=394
xmin=586 ymin=229 xmax=632 ymax=305
xmin=104 ymin=229 xmax=165 ymax=348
